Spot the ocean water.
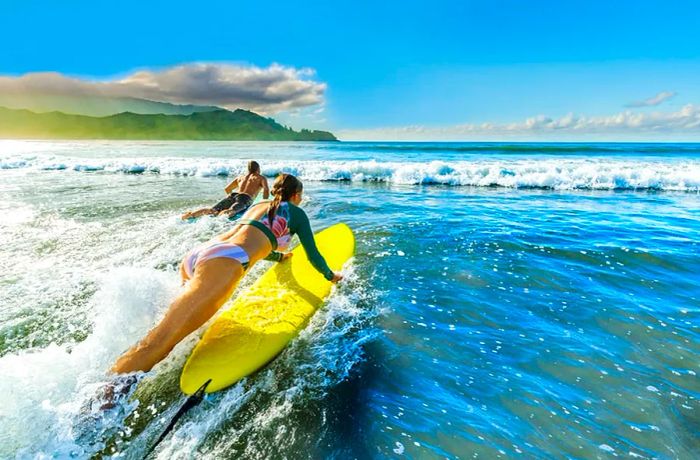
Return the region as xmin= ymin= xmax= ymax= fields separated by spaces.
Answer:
xmin=0 ymin=140 xmax=699 ymax=459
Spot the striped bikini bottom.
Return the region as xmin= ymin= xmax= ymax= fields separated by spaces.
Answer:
xmin=183 ymin=241 xmax=250 ymax=278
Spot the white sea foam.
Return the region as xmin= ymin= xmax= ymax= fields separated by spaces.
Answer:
xmin=0 ymin=253 xmax=375 ymax=458
xmin=1 ymin=154 xmax=699 ymax=191
xmin=0 ymin=268 xmax=180 ymax=458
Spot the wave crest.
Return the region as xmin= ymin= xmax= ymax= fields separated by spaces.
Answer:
xmin=2 ymin=155 xmax=699 ymax=191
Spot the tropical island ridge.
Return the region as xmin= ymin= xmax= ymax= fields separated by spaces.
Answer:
xmin=0 ymin=106 xmax=337 ymax=141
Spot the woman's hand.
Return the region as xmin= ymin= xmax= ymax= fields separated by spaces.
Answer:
xmin=330 ymin=272 xmax=343 ymax=283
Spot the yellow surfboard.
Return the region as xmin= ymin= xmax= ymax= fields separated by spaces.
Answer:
xmin=180 ymin=223 xmax=355 ymax=394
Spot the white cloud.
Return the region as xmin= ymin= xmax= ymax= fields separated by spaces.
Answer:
xmin=0 ymin=63 xmax=326 ymax=114
xmin=625 ymin=91 xmax=676 ymax=108
xmin=339 ymin=105 xmax=700 ymax=141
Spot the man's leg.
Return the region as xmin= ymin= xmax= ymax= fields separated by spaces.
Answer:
xmin=182 ymin=208 xmax=217 ymax=220
xmin=183 ymin=193 xmax=237 ymax=220
xmin=220 ymin=194 xmax=253 ymax=218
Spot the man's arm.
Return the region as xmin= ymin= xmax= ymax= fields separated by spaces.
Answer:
xmin=224 ymin=177 xmax=240 ymax=195
xmin=262 ymin=176 xmax=270 ymax=199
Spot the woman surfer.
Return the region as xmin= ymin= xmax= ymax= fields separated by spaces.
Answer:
xmin=112 ymin=173 xmax=343 ymax=374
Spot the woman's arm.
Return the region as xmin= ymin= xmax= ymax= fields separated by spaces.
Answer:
xmin=264 ymin=251 xmax=284 ymax=262
xmin=289 ymin=205 xmax=335 ymax=281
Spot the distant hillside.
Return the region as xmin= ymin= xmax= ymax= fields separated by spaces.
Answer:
xmin=0 ymin=107 xmax=338 ymax=141
xmin=0 ymin=94 xmax=218 ymax=117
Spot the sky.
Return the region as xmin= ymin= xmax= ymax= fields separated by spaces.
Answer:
xmin=1 ymin=0 xmax=700 ymax=140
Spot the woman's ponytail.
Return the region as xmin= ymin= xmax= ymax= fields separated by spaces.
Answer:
xmin=267 ymin=173 xmax=303 ymax=226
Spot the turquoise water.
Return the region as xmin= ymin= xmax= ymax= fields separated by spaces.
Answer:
xmin=0 ymin=141 xmax=699 ymax=459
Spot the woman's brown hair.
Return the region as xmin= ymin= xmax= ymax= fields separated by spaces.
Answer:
xmin=267 ymin=173 xmax=303 ymax=225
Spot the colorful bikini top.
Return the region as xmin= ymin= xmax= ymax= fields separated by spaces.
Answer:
xmin=238 ymin=201 xmax=334 ymax=281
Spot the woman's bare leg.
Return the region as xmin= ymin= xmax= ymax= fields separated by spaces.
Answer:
xmin=111 ymin=258 xmax=245 ymax=374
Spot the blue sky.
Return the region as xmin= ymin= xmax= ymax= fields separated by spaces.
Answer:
xmin=2 ymin=0 xmax=700 ymax=139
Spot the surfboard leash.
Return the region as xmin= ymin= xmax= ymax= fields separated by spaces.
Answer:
xmin=142 ymin=379 xmax=211 ymax=459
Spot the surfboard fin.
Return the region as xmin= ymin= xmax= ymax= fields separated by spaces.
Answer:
xmin=143 ymin=379 xmax=211 ymax=459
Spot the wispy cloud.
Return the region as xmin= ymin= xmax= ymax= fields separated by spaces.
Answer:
xmin=0 ymin=63 xmax=326 ymax=114
xmin=625 ymin=91 xmax=676 ymax=108
xmin=339 ymin=105 xmax=700 ymax=140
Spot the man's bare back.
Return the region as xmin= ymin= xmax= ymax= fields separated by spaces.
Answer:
xmin=225 ymin=172 xmax=270 ymax=199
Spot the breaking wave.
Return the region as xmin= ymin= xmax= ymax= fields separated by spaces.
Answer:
xmin=2 ymin=154 xmax=700 ymax=191
xmin=322 ymin=142 xmax=700 ymax=154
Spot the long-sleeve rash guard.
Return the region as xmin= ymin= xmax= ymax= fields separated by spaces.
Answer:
xmin=238 ymin=202 xmax=334 ymax=281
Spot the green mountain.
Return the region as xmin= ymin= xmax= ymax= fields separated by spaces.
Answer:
xmin=0 ymin=106 xmax=337 ymax=141
xmin=0 ymin=94 xmax=219 ymax=117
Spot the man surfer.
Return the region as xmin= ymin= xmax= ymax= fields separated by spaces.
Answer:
xmin=181 ymin=160 xmax=269 ymax=220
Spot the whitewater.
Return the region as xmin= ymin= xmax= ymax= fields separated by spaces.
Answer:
xmin=2 ymin=140 xmax=700 ymax=191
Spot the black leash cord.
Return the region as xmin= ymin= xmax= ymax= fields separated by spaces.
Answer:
xmin=142 ymin=379 xmax=211 ymax=459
